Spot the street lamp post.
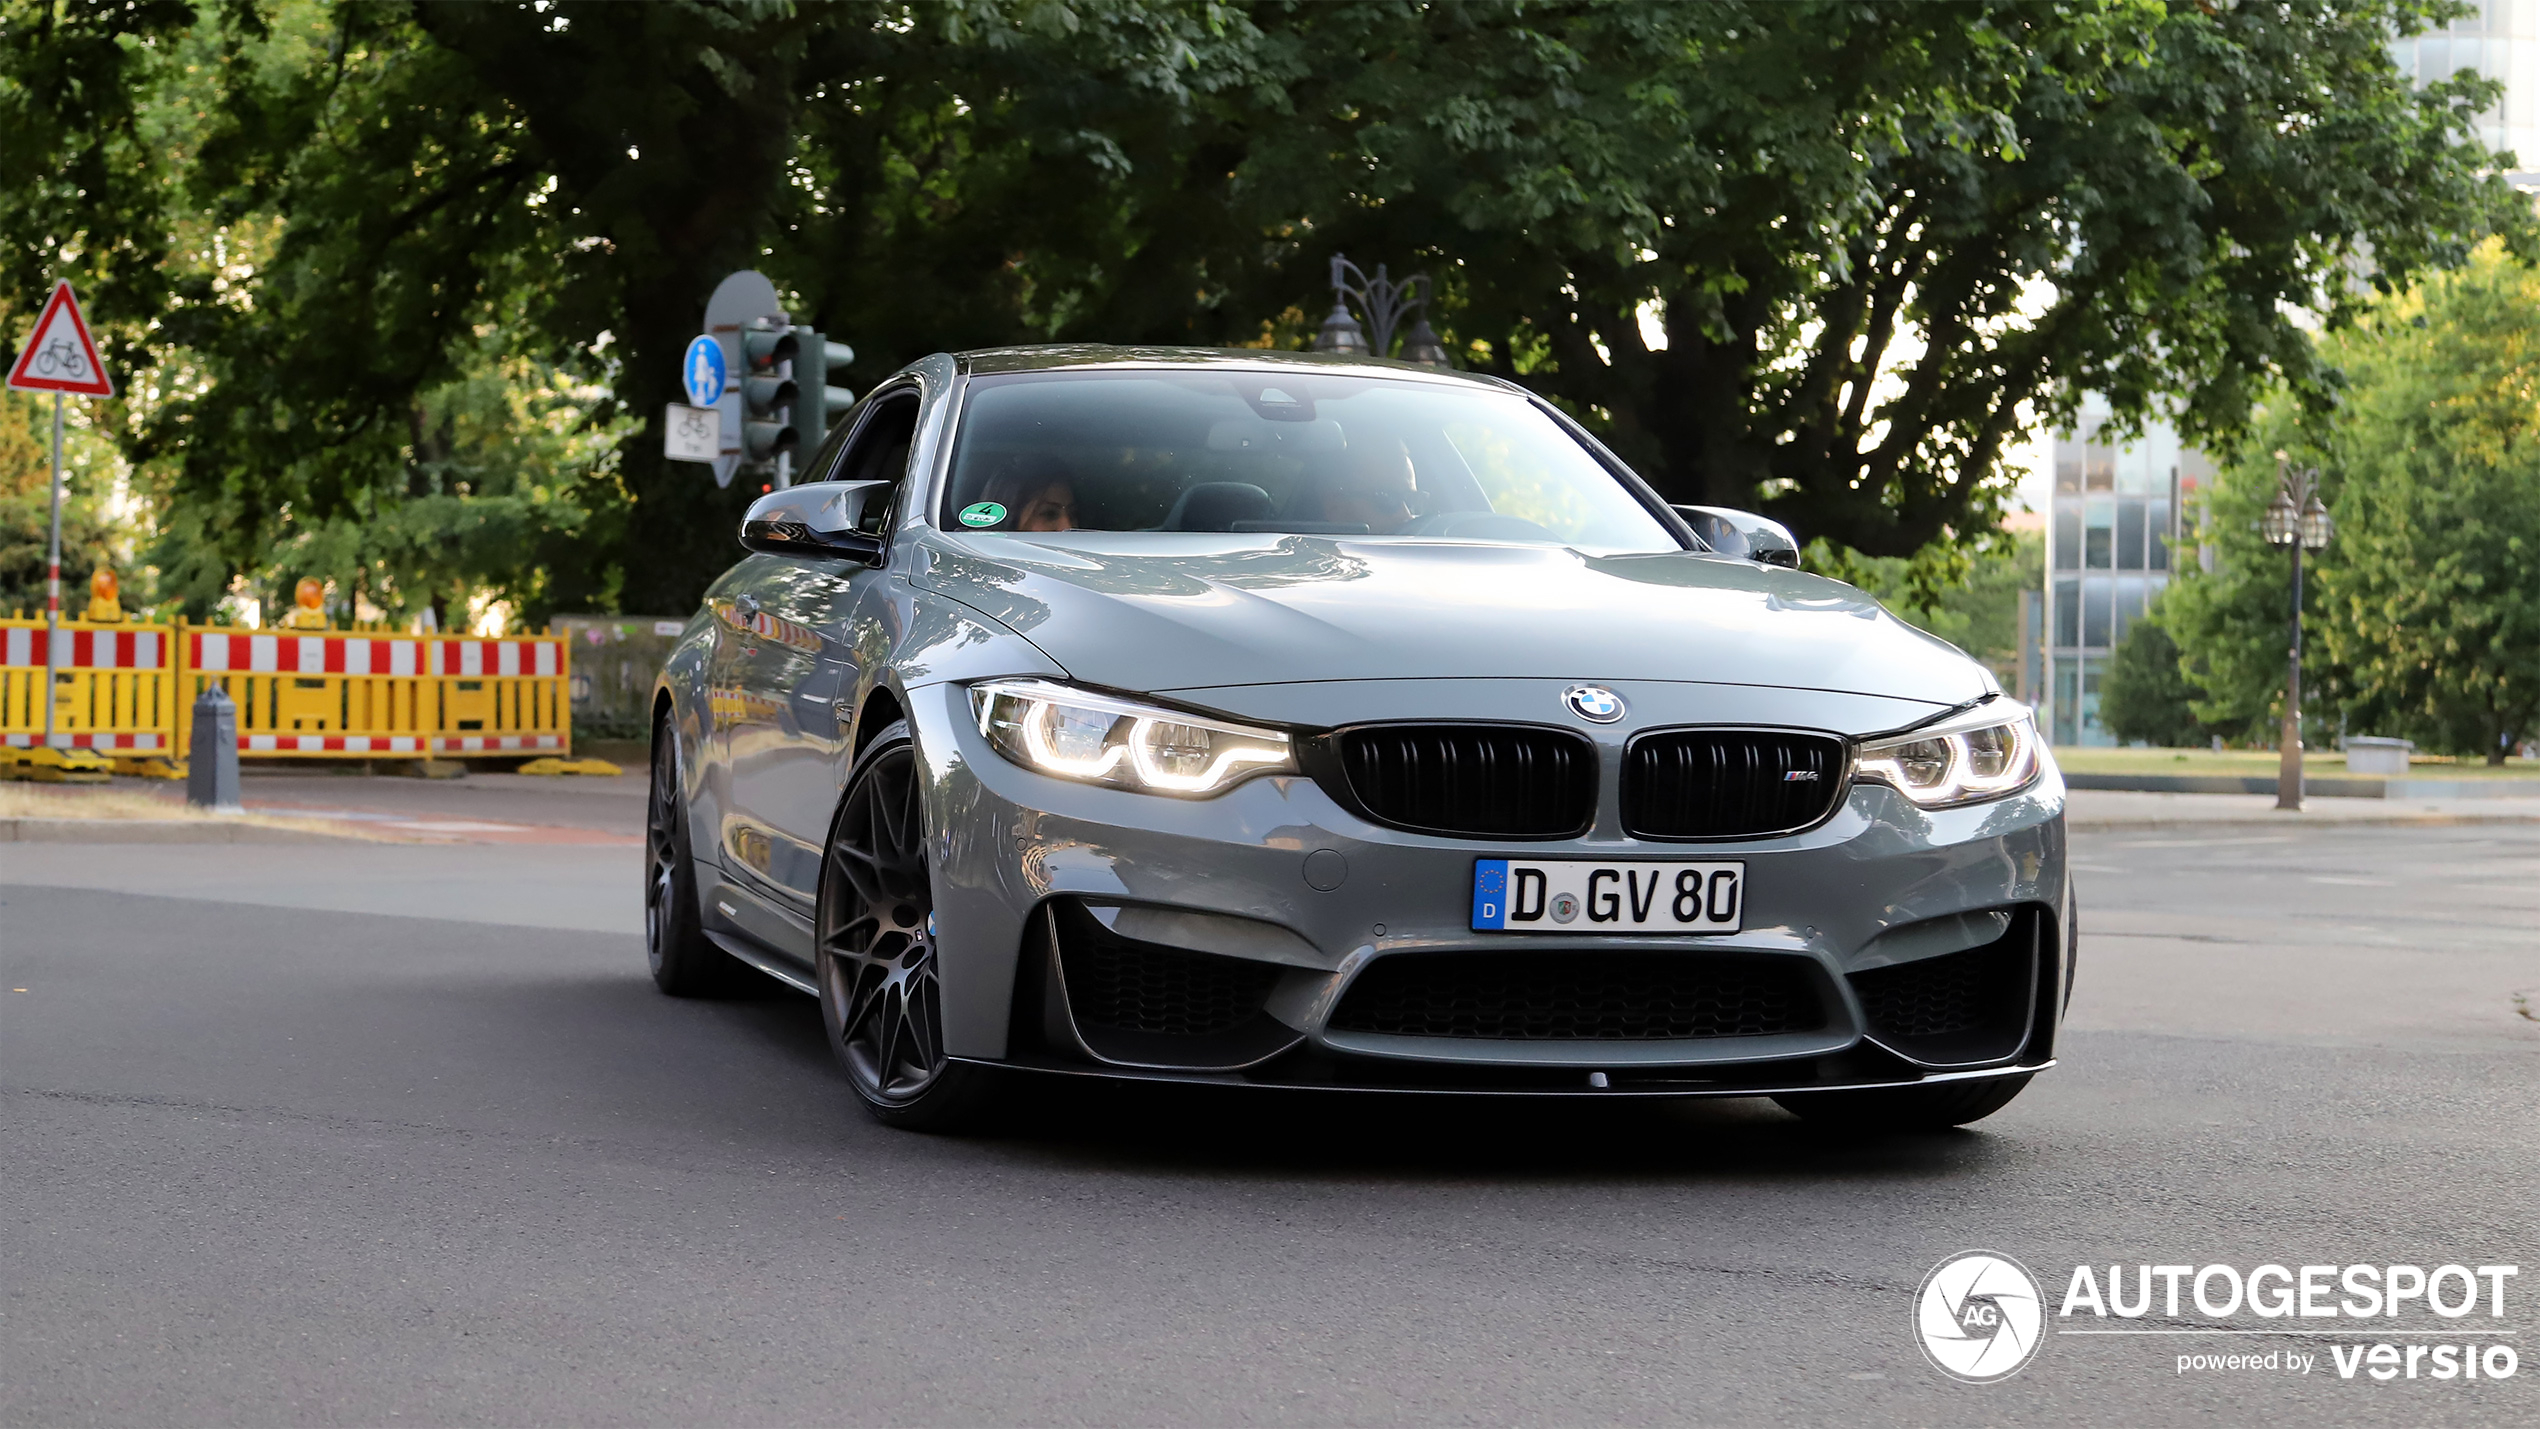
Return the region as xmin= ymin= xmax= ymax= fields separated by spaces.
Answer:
xmin=1313 ymin=254 xmax=1451 ymax=365
xmin=2261 ymin=455 xmax=2334 ymax=810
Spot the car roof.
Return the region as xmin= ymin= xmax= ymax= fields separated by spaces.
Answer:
xmin=952 ymin=343 xmax=1521 ymax=393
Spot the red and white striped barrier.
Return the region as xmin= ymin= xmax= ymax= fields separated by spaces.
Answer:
xmin=2 ymin=627 xmax=167 ymax=669
xmin=225 ymin=732 xmax=565 ymax=753
xmin=3 ymin=731 xmax=166 ymax=750
xmin=180 ymin=632 xmax=561 ymax=677
xmin=435 ymin=638 xmax=562 ymax=678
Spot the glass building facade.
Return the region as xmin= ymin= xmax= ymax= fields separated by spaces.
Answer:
xmin=2042 ymin=408 xmax=2214 ymax=747
xmin=2391 ymin=1 xmax=2540 ymax=186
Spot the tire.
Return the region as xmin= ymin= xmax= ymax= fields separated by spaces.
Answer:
xmin=1772 ymin=1073 xmax=2032 ymax=1132
xmin=646 ymin=718 xmax=742 ymax=997
xmin=815 ymin=719 xmax=1004 ymax=1132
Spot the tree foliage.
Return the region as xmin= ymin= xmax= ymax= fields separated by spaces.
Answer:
xmin=0 ymin=393 xmax=125 ymax=615
xmin=2316 ymin=245 xmax=2540 ymax=761
xmin=6 ymin=0 xmax=2529 ymax=622
xmin=1228 ymin=1 xmax=2529 ymax=562
xmin=2098 ymin=613 xmax=2208 ymax=747
xmin=2164 ymin=242 xmax=2540 ymax=762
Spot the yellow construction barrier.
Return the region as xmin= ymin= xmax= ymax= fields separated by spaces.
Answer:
xmin=1 ymin=619 xmax=180 ymax=759
xmin=0 ymin=616 xmax=573 ymax=764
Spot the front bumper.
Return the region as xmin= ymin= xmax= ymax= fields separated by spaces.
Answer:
xmin=911 ymin=680 xmax=2071 ymax=1097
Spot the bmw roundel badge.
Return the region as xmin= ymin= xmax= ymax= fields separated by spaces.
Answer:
xmin=1563 ymin=684 xmax=1626 ymax=723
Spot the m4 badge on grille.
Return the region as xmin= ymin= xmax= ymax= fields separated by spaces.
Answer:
xmin=1785 ymin=769 xmax=1820 ymax=781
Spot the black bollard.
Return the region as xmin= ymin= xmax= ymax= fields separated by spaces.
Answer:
xmin=186 ymin=684 xmax=242 ymax=811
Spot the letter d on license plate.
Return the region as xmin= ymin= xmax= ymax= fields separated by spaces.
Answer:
xmin=1471 ymin=859 xmax=1744 ymax=933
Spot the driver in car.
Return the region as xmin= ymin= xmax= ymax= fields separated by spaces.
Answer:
xmin=1312 ymin=439 xmax=1422 ymax=533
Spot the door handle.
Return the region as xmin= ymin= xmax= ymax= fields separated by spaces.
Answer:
xmin=733 ymin=593 xmax=761 ymax=620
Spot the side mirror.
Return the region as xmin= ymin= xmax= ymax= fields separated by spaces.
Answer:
xmin=1674 ymin=505 xmax=1800 ymax=569
xmin=740 ymin=480 xmax=891 ymax=565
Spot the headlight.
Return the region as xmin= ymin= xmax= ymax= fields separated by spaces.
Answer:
xmin=1854 ymin=700 xmax=2043 ymax=808
xmin=971 ymin=679 xmax=1296 ymax=796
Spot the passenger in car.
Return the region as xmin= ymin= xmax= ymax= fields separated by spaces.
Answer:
xmin=980 ymin=457 xmax=1080 ymax=532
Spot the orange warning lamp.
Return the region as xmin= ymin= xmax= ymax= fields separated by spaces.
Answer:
xmin=83 ymin=566 xmax=124 ymax=623
xmin=278 ymin=576 xmax=330 ymax=630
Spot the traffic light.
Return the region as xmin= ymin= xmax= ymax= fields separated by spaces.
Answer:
xmin=792 ymin=329 xmax=857 ymax=446
xmin=739 ymin=320 xmax=800 ymax=474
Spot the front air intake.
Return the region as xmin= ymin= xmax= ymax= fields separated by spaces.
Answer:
xmin=1848 ymin=912 xmax=2039 ymax=1066
xmin=1621 ymin=728 xmax=1847 ymax=840
xmin=1328 ymin=951 xmax=1825 ymax=1041
xmin=1322 ymin=724 xmax=1595 ymax=839
xmin=1040 ymin=901 xmax=1299 ymax=1072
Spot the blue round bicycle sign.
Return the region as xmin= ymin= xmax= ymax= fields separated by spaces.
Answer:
xmin=681 ymin=335 xmax=727 ymax=409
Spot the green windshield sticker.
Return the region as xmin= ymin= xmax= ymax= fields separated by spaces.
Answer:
xmin=958 ymin=501 xmax=1007 ymax=528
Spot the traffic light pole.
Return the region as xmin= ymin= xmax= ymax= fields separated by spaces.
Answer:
xmin=43 ymin=390 xmax=62 ymax=744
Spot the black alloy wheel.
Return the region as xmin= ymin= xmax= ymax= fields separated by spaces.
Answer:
xmin=816 ymin=719 xmax=1001 ymax=1130
xmin=646 ymin=718 xmax=740 ymax=996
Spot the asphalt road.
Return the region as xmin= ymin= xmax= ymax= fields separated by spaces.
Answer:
xmin=3 ymin=823 xmax=2534 ymax=1426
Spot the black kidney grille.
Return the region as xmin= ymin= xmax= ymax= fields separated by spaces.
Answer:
xmin=1062 ymin=922 xmax=1282 ymax=1039
xmin=1622 ymin=730 xmax=1847 ymax=839
xmin=1328 ymin=952 xmax=1824 ymax=1041
xmin=1334 ymin=725 xmax=1594 ymax=838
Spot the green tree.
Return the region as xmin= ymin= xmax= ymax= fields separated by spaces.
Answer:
xmin=0 ymin=393 xmax=127 ymax=616
xmin=1229 ymin=0 xmax=2530 ymax=572
xmin=12 ymin=0 xmax=2530 ymax=621
xmin=2155 ymin=412 xmax=2339 ymax=745
xmin=2099 ymin=614 xmax=2207 ymax=747
xmin=2316 ymin=247 xmax=2540 ymax=762
xmin=2164 ymin=242 xmax=2540 ymax=761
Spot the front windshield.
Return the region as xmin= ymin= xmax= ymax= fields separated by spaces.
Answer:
xmin=942 ymin=369 xmax=1679 ymax=552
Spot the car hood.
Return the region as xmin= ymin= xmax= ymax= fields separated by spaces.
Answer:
xmin=911 ymin=532 xmax=1990 ymax=709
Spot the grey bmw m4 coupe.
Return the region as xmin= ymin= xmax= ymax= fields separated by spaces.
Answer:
xmin=648 ymin=346 xmax=2074 ymax=1131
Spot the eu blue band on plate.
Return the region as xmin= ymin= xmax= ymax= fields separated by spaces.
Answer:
xmin=1471 ymin=859 xmax=1510 ymax=930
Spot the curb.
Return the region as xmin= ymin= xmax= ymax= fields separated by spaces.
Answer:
xmin=2063 ymin=772 xmax=2540 ymax=800
xmin=2069 ymin=810 xmax=2540 ymax=833
xmin=0 ymin=817 xmax=354 ymax=845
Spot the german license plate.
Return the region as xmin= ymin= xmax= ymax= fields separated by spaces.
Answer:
xmin=1470 ymin=859 xmax=1745 ymax=933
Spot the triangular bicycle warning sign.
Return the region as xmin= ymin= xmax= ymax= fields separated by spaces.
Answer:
xmin=8 ymin=280 xmax=115 ymax=397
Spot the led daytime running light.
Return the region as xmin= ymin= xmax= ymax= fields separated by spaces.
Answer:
xmin=1855 ymin=704 xmax=2042 ymax=809
xmin=974 ymin=680 xmax=1295 ymax=797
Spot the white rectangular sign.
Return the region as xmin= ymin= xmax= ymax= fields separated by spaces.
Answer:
xmin=664 ymin=403 xmax=721 ymax=463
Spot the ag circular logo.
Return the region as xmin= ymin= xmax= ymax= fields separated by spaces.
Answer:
xmin=1915 ymin=1250 xmax=2044 ymax=1383
xmin=1563 ymin=684 xmax=1625 ymax=723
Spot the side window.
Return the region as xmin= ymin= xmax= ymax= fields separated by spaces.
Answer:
xmin=833 ymin=393 xmax=921 ymax=533
xmin=797 ymin=407 xmax=858 ymax=484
